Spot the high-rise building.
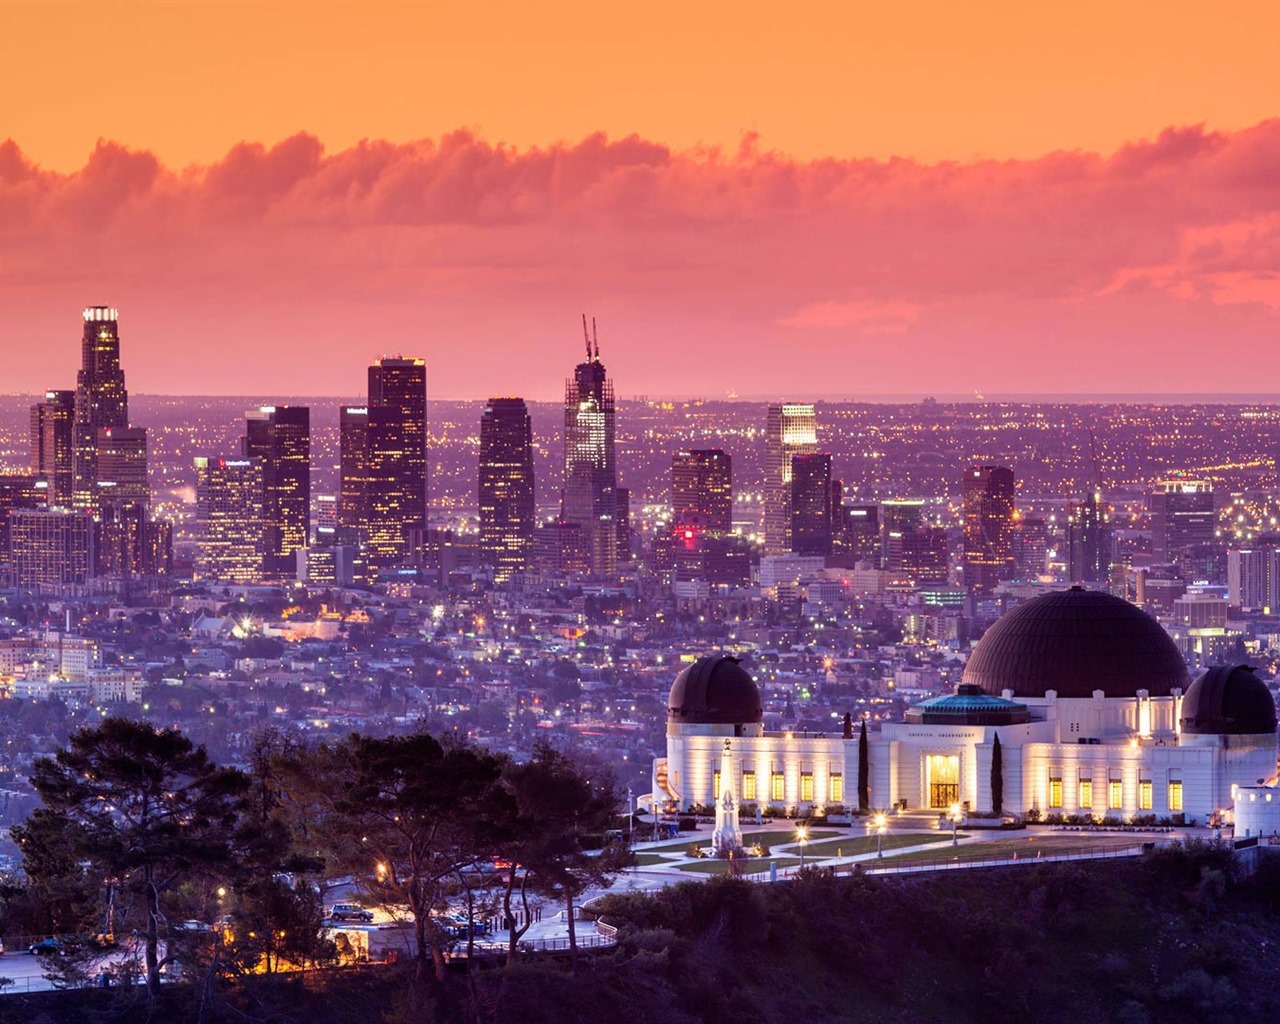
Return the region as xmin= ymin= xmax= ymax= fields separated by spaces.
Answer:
xmin=0 ymin=474 xmax=51 ymax=582
xmin=561 ymin=321 xmax=618 ymax=576
xmin=790 ymin=452 xmax=834 ymax=557
xmin=193 ymin=457 xmax=263 ymax=582
xmin=881 ymin=499 xmax=925 ymax=570
xmin=338 ymin=361 xmax=428 ymax=572
xmin=764 ymin=403 xmax=818 ymax=555
xmin=1149 ymin=479 xmax=1215 ymax=563
xmin=96 ymin=500 xmax=171 ymax=578
xmin=899 ymin=526 xmax=950 ymax=585
xmin=1011 ymin=514 xmax=1049 ymax=581
xmin=73 ymin=307 xmax=129 ymax=510
xmin=841 ymin=504 xmax=880 ymax=566
xmin=1066 ymin=490 xmax=1112 ymax=584
xmin=95 ymin=426 xmax=149 ymax=506
xmin=243 ymin=406 xmax=311 ymax=579
xmin=962 ymin=465 xmax=1016 ymax=594
xmin=10 ymin=508 xmax=94 ymax=587
xmin=479 ymin=397 xmax=535 ymax=583
xmin=672 ymin=449 xmax=732 ymax=535
xmin=1227 ymin=548 xmax=1270 ymax=611
xmin=368 ymin=357 xmax=428 ymax=562
xmin=30 ymin=390 xmax=75 ymax=505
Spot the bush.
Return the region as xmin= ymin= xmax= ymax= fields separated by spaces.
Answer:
xmin=1024 ymin=807 xmax=1042 ymax=823
xmin=765 ymin=804 xmax=786 ymax=819
xmin=677 ymin=817 xmax=698 ymax=832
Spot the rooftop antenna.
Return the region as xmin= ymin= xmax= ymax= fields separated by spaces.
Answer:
xmin=582 ymin=314 xmax=591 ymax=360
xmin=592 ymin=317 xmax=599 ymax=360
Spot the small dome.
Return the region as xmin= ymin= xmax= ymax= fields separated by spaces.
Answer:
xmin=1181 ymin=665 xmax=1277 ymax=735
xmin=905 ymin=684 xmax=1030 ymax=726
xmin=668 ymin=655 xmax=762 ymax=726
xmin=963 ymin=587 xmax=1189 ymax=699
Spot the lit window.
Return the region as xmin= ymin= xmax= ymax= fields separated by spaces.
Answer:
xmin=1139 ymin=780 xmax=1152 ymax=811
xmin=1168 ymin=781 xmax=1183 ymax=812
xmin=713 ymin=771 xmax=721 ymax=800
xmin=742 ymin=772 xmax=757 ymax=801
xmin=800 ymin=773 xmax=814 ymax=802
xmin=829 ymin=774 xmax=844 ymax=803
xmin=1049 ymin=777 xmax=1063 ymax=808
xmin=770 ymin=773 xmax=785 ymax=802
xmin=1109 ymin=780 xmax=1123 ymax=810
xmin=1078 ymin=779 xmax=1092 ymax=809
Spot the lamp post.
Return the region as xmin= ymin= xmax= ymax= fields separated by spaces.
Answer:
xmin=950 ymin=802 xmax=961 ymax=846
xmin=796 ymin=825 xmax=808 ymax=870
xmin=627 ymin=786 xmax=634 ymax=849
xmin=874 ymin=812 xmax=887 ymax=858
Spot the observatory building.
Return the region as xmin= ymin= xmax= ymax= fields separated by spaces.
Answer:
xmin=654 ymin=588 xmax=1277 ymax=824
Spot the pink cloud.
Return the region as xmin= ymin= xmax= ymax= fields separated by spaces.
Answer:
xmin=780 ymin=299 xmax=920 ymax=333
xmin=1 ymin=122 xmax=1279 ymax=397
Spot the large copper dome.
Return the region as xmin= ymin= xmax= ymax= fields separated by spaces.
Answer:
xmin=962 ymin=587 xmax=1189 ymax=699
xmin=668 ymin=655 xmax=763 ymax=725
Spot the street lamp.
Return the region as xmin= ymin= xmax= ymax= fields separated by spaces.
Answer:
xmin=949 ymin=802 xmax=961 ymax=847
xmin=874 ymin=812 xmax=887 ymax=858
xmin=796 ymin=825 xmax=808 ymax=869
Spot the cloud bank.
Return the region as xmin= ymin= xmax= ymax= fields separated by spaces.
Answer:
xmin=2 ymin=123 xmax=1279 ymax=397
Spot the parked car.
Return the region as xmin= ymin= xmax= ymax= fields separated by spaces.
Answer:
xmin=329 ymin=902 xmax=374 ymax=922
xmin=29 ymin=936 xmax=70 ymax=956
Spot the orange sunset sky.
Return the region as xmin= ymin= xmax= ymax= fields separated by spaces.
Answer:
xmin=3 ymin=0 xmax=1280 ymax=398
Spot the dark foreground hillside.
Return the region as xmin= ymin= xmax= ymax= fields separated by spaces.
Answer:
xmin=6 ymin=842 xmax=1279 ymax=1024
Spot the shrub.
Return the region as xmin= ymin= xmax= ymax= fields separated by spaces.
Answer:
xmin=1024 ymin=807 xmax=1042 ymax=823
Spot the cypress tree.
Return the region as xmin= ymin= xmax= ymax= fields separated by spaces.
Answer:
xmin=991 ymin=733 xmax=1004 ymax=815
xmin=857 ymin=719 xmax=870 ymax=811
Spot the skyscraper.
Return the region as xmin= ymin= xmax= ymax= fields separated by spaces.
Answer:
xmin=672 ymin=449 xmax=732 ymax=536
xmin=368 ymin=357 xmax=428 ymax=563
xmin=30 ymin=390 xmax=75 ymax=505
xmin=561 ymin=319 xmax=618 ymax=576
xmin=1149 ymin=479 xmax=1215 ymax=563
xmin=73 ymin=306 xmax=129 ymax=510
xmin=95 ymin=426 xmax=149 ymax=506
xmin=243 ymin=406 xmax=311 ymax=579
xmin=0 ymin=474 xmax=50 ymax=583
xmin=764 ymin=403 xmax=818 ymax=555
xmin=962 ymin=465 xmax=1016 ymax=594
xmin=1066 ymin=490 xmax=1112 ymax=584
xmin=338 ymin=356 xmax=429 ymax=573
xmin=881 ymin=498 xmax=925 ymax=570
xmin=10 ymin=508 xmax=94 ymax=587
xmin=790 ymin=452 xmax=834 ymax=557
xmin=841 ymin=504 xmax=880 ymax=566
xmin=479 ymin=397 xmax=535 ymax=583
xmin=1227 ymin=548 xmax=1270 ymax=611
xmin=193 ymin=457 xmax=263 ymax=582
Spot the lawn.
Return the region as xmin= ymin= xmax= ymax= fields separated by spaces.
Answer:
xmin=633 ymin=852 xmax=680 ymax=866
xmin=871 ymin=834 xmax=1149 ymax=868
xmin=800 ymin=832 xmax=959 ymax=858
xmin=678 ymin=856 xmax=805 ymax=875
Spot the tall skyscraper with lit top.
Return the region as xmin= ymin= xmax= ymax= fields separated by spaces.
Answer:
xmin=561 ymin=319 xmax=617 ymax=577
xmin=73 ymin=306 xmax=129 ymax=510
xmin=479 ymin=397 xmax=535 ymax=583
xmin=764 ymin=403 xmax=817 ymax=555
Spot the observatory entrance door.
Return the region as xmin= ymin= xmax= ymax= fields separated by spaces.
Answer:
xmin=927 ymin=755 xmax=959 ymax=808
